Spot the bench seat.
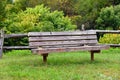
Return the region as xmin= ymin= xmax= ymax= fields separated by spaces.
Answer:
xmin=32 ymin=45 xmax=109 ymax=54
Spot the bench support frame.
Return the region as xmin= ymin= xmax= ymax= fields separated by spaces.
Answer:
xmin=41 ymin=53 xmax=48 ymax=63
xmin=90 ymin=50 xmax=100 ymax=61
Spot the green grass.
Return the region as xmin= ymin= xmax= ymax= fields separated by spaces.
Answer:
xmin=0 ymin=48 xmax=120 ymax=80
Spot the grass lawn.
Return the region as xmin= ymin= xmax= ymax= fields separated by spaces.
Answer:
xmin=0 ymin=48 xmax=120 ymax=80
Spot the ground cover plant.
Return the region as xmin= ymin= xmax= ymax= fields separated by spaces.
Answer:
xmin=99 ymin=34 xmax=120 ymax=44
xmin=0 ymin=48 xmax=120 ymax=80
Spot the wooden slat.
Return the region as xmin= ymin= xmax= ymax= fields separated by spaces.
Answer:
xmin=29 ymin=40 xmax=97 ymax=47
xmin=32 ymin=45 xmax=110 ymax=54
xmin=39 ymin=43 xmax=99 ymax=48
xmin=0 ymin=39 xmax=2 ymax=45
xmin=103 ymin=44 xmax=120 ymax=47
xmin=96 ymin=30 xmax=120 ymax=34
xmin=5 ymin=33 xmax=28 ymax=38
xmin=3 ymin=46 xmax=35 ymax=50
xmin=28 ymin=30 xmax=96 ymax=37
xmin=29 ymin=35 xmax=97 ymax=42
xmin=40 ymin=45 xmax=85 ymax=48
xmin=0 ymin=30 xmax=4 ymax=58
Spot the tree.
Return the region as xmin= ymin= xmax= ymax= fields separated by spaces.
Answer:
xmin=39 ymin=0 xmax=109 ymax=29
xmin=74 ymin=0 xmax=110 ymax=29
xmin=12 ymin=0 xmax=42 ymax=10
xmin=10 ymin=0 xmax=116 ymax=30
xmin=109 ymin=0 xmax=120 ymax=6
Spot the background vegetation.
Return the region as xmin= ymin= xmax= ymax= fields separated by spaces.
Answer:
xmin=99 ymin=34 xmax=120 ymax=44
xmin=96 ymin=5 xmax=120 ymax=30
xmin=1 ymin=0 xmax=120 ymax=31
xmin=5 ymin=4 xmax=76 ymax=33
xmin=1 ymin=0 xmax=120 ymax=45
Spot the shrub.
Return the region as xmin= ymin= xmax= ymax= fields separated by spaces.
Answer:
xmin=96 ymin=5 xmax=120 ymax=30
xmin=99 ymin=34 xmax=120 ymax=44
xmin=4 ymin=4 xmax=76 ymax=33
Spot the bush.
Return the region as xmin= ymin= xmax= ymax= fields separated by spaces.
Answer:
xmin=4 ymin=5 xmax=76 ymax=33
xmin=99 ymin=34 xmax=120 ymax=44
xmin=96 ymin=5 xmax=120 ymax=30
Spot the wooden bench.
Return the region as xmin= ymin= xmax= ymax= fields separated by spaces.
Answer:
xmin=28 ymin=30 xmax=110 ymax=63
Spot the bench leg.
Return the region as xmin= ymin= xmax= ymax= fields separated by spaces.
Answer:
xmin=41 ymin=53 xmax=48 ymax=63
xmin=0 ymin=49 xmax=3 ymax=58
xmin=90 ymin=51 xmax=94 ymax=61
xmin=90 ymin=50 xmax=100 ymax=61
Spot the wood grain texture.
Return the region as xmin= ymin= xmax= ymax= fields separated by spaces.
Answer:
xmin=96 ymin=30 xmax=120 ymax=33
xmin=3 ymin=46 xmax=35 ymax=50
xmin=5 ymin=33 xmax=28 ymax=38
xmin=32 ymin=45 xmax=110 ymax=54
xmin=29 ymin=35 xmax=97 ymax=42
xmin=29 ymin=40 xmax=98 ymax=47
xmin=28 ymin=30 xmax=96 ymax=37
xmin=0 ymin=30 xmax=4 ymax=58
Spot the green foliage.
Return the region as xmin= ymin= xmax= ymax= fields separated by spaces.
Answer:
xmin=12 ymin=0 xmax=42 ymax=10
xmin=34 ymin=0 xmax=109 ymax=29
xmin=40 ymin=0 xmax=120 ymax=29
xmin=99 ymin=34 xmax=120 ymax=44
xmin=40 ymin=0 xmax=77 ymax=15
xmin=109 ymin=0 xmax=120 ymax=5
xmin=5 ymin=4 xmax=21 ymax=14
xmin=96 ymin=5 xmax=120 ymax=30
xmin=0 ymin=0 xmax=7 ymax=28
xmin=75 ymin=0 xmax=109 ymax=29
xmin=70 ymin=15 xmax=82 ymax=29
xmin=2 ymin=0 xmax=120 ymax=30
xmin=2 ymin=0 xmax=119 ymax=30
xmin=4 ymin=5 xmax=76 ymax=33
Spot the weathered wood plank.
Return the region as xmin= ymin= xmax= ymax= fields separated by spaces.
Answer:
xmin=28 ymin=30 xmax=96 ymax=37
xmin=103 ymin=44 xmax=120 ymax=47
xmin=29 ymin=40 xmax=98 ymax=47
xmin=32 ymin=45 xmax=110 ymax=54
xmin=96 ymin=30 xmax=120 ymax=34
xmin=0 ymin=39 xmax=2 ymax=45
xmin=29 ymin=35 xmax=97 ymax=42
xmin=3 ymin=46 xmax=35 ymax=50
xmin=5 ymin=33 xmax=28 ymax=38
xmin=0 ymin=30 xmax=4 ymax=58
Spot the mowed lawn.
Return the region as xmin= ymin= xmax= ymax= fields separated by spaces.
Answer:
xmin=0 ymin=48 xmax=120 ymax=80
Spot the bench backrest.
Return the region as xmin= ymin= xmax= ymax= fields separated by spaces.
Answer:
xmin=28 ymin=30 xmax=98 ymax=48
